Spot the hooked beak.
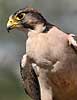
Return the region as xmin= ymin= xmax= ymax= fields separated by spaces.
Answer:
xmin=7 ymin=15 xmax=19 ymax=32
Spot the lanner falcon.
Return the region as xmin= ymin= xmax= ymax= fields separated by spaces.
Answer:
xmin=7 ymin=7 xmax=77 ymax=100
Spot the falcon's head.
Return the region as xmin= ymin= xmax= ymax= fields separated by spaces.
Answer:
xmin=7 ymin=7 xmax=51 ymax=33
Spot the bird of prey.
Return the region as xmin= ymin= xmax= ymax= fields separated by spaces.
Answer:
xmin=7 ymin=7 xmax=77 ymax=100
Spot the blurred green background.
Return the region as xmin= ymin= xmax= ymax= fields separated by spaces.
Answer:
xmin=0 ymin=0 xmax=77 ymax=100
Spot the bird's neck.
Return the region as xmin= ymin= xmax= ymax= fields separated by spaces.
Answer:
xmin=28 ymin=22 xmax=54 ymax=37
xmin=34 ymin=24 xmax=46 ymax=33
xmin=43 ymin=22 xmax=54 ymax=33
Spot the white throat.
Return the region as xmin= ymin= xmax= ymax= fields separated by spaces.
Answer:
xmin=34 ymin=24 xmax=46 ymax=33
xmin=28 ymin=24 xmax=46 ymax=37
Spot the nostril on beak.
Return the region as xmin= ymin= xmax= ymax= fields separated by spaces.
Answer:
xmin=10 ymin=21 xmax=12 ymax=23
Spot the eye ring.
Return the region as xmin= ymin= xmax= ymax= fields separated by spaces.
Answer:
xmin=16 ymin=13 xmax=25 ymax=20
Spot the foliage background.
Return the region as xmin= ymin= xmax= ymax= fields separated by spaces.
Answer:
xmin=0 ymin=0 xmax=77 ymax=100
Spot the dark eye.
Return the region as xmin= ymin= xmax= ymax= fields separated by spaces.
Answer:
xmin=16 ymin=13 xmax=25 ymax=20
